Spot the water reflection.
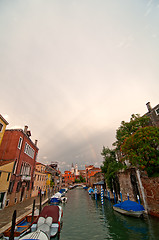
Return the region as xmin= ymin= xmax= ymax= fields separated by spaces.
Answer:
xmin=59 ymin=188 xmax=159 ymax=240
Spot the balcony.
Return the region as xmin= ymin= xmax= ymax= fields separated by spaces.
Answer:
xmin=21 ymin=175 xmax=31 ymax=181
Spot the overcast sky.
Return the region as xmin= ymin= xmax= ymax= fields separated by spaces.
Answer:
xmin=1 ymin=0 xmax=159 ymax=172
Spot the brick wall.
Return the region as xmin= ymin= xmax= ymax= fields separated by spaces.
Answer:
xmin=140 ymin=175 xmax=159 ymax=217
xmin=118 ymin=169 xmax=136 ymax=202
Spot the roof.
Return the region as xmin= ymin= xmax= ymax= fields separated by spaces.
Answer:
xmin=36 ymin=162 xmax=46 ymax=167
xmin=5 ymin=129 xmax=39 ymax=150
xmin=0 ymin=160 xmax=14 ymax=167
xmin=0 ymin=115 xmax=9 ymax=125
xmin=93 ymin=180 xmax=105 ymax=185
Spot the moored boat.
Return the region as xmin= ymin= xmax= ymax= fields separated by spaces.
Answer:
xmin=113 ymin=200 xmax=145 ymax=217
xmin=49 ymin=192 xmax=62 ymax=205
xmin=88 ymin=187 xmax=94 ymax=195
xmin=20 ymin=205 xmax=63 ymax=240
xmin=3 ymin=210 xmax=39 ymax=240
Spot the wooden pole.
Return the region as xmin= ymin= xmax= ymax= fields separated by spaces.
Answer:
xmin=39 ymin=189 xmax=42 ymax=214
xmin=31 ymin=199 xmax=36 ymax=224
xmin=9 ymin=210 xmax=16 ymax=240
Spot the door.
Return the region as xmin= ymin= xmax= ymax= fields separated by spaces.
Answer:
xmin=20 ymin=187 xmax=25 ymax=202
xmin=0 ymin=192 xmax=5 ymax=209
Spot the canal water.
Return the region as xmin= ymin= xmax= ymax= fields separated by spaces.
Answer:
xmin=59 ymin=188 xmax=159 ymax=240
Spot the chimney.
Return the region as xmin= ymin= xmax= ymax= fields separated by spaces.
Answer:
xmin=35 ymin=140 xmax=38 ymax=146
xmin=24 ymin=125 xmax=28 ymax=133
xmin=146 ymin=102 xmax=152 ymax=112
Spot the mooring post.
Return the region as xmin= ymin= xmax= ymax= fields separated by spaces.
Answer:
xmin=137 ymin=195 xmax=140 ymax=204
xmin=95 ymin=186 xmax=97 ymax=200
xmin=113 ymin=190 xmax=116 ymax=203
xmin=101 ymin=185 xmax=104 ymax=205
xmin=127 ymin=193 xmax=129 ymax=200
xmin=9 ymin=210 xmax=16 ymax=240
xmin=108 ymin=191 xmax=110 ymax=201
xmin=31 ymin=199 xmax=36 ymax=224
xmin=39 ymin=189 xmax=42 ymax=214
xmin=120 ymin=191 xmax=122 ymax=202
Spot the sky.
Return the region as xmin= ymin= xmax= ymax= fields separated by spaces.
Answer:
xmin=0 ymin=0 xmax=159 ymax=173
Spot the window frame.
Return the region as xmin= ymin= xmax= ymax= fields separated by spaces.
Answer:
xmin=0 ymin=123 xmax=3 ymax=132
xmin=18 ymin=137 xmax=23 ymax=149
xmin=155 ymin=108 xmax=159 ymax=115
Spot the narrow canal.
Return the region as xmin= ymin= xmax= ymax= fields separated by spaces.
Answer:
xmin=59 ymin=188 xmax=159 ymax=240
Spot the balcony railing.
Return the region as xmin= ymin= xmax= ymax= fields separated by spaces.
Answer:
xmin=21 ymin=175 xmax=31 ymax=181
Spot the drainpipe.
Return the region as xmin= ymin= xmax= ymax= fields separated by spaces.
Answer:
xmin=136 ymin=169 xmax=148 ymax=214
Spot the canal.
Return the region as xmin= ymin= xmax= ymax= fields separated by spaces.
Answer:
xmin=59 ymin=188 xmax=159 ymax=240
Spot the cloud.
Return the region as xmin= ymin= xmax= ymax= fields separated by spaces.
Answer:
xmin=0 ymin=0 xmax=159 ymax=173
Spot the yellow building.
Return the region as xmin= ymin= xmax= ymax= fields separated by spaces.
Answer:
xmin=0 ymin=160 xmax=14 ymax=209
xmin=0 ymin=114 xmax=9 ymax=145
xmin=32 ymin=162 xmax=47 ymax=197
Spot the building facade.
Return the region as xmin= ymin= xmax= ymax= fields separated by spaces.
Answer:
xmin=32 ymin=162 xmax=46 ymax=197
xmin=0 ymin=126 xmax=38 ymax=207
xmin=0 ymin=115 xmax=9 ymax=146
xmin=0 ymin=160 xmax=14 ymax=209
xmin=145 ymin=102 xmax=159 ymax=127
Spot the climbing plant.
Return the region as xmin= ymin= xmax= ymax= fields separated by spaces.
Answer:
xmin=101 ymin=146 xmax=124 ymax=191
xmin=113 ymin=114 xmax=150 ymax=151
xmin=121 ymin=126 xmax=159 ymax=177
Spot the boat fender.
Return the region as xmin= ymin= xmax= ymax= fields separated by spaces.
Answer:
xmin=58 ymin=221 xmax=60 ymax=232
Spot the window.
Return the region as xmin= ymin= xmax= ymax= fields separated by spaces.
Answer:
xmin=12 ymin=160 xmax=17 ymax=174
xmin=7 ymin=173 xmax=10 ymax=181
xmin=0 ymin=172 xmax=1 ymax=177
xmin=6 ymin=200 xmax=9 ymax=207
xmin=18 ymin=137 xmax=23 ymax=149
xmin=24 ymin=142 xmax=35 ymax=159
xmin=20 ymin=162 xmax=31 ymax=176
xmin=0 ymin=123 xmax=3 ymax=132
xmin=27 ymin=181 xmax=30 ymax=190
xmin=8 ymin=181 xmax=14 ymax=193
xmin=16 ymin=181 xmax=21 ymax=192
xmin=14 ymin=198 xmax=17 ymax=203
xmin=155 ymin=108 xmax=159 ymax=115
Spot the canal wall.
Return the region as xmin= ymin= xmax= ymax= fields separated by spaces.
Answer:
xmin=116 ymin=168 xmax=159 ymax=217
xmin=140 ymin=174 xmax=159 ymax=217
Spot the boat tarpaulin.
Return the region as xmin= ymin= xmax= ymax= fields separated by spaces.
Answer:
xmin=114 ymin=200 xmax=145 ymax=212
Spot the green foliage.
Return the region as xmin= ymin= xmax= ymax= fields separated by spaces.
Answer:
xmin=50 ymin=180 xmax=54 ymax=187
xmin=121 ymin=126 xmax=159 ymax=177
xmin=113 ymin=114 xmax=150 ymax=151
xmin=75 ymin=178 xmax=80 ymax=183
xmin=79 ymin=175 xmax=86 ymax=182
xmin=101 ymin=146 xmax=124 ymax=191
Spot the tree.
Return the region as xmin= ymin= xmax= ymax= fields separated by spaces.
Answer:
xmin=79 ymin=175 xmax=86 ymax=182
xmin=101 ymin=146 xmax=124 ymax=191
xmin=121 ymin=126 xmax=159 ymax=177
xmin=113 ymin=114 xmax=150 ymax=151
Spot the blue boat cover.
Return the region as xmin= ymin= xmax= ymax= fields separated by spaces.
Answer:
xmin=59 ymin=189 xmax=65 ymax=193
xmin=114 ymin=200 xmax=145 ymax=211
xmin=88 ymin=188 xmax=94 ymax=193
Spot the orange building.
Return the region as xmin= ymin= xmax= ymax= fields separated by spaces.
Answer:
xmin=64 ymin=171 xmax=75 ymax=187
xmin=85 ymin=165 xmax=101 ymax=186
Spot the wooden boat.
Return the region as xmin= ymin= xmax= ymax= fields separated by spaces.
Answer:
xmin=19 ymin=205 xmax=63 ymax=240
xmin=113 ymin=200 xmax=145 ymax=218
xmin=49 ymin=192 xmax=62 ymax=205
xmin=3 ymin=210 xmax=39 ymax=240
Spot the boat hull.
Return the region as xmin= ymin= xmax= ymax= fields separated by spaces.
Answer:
xmin=3 ymin=212 xmax=38 ymax=240
xmin=113 ymin=206 xmax=144 ymax=217
xmin=30 ymin=205 xmax=63 ymax=238
xmin=49 ymin=198 xmax=60 ymax=205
